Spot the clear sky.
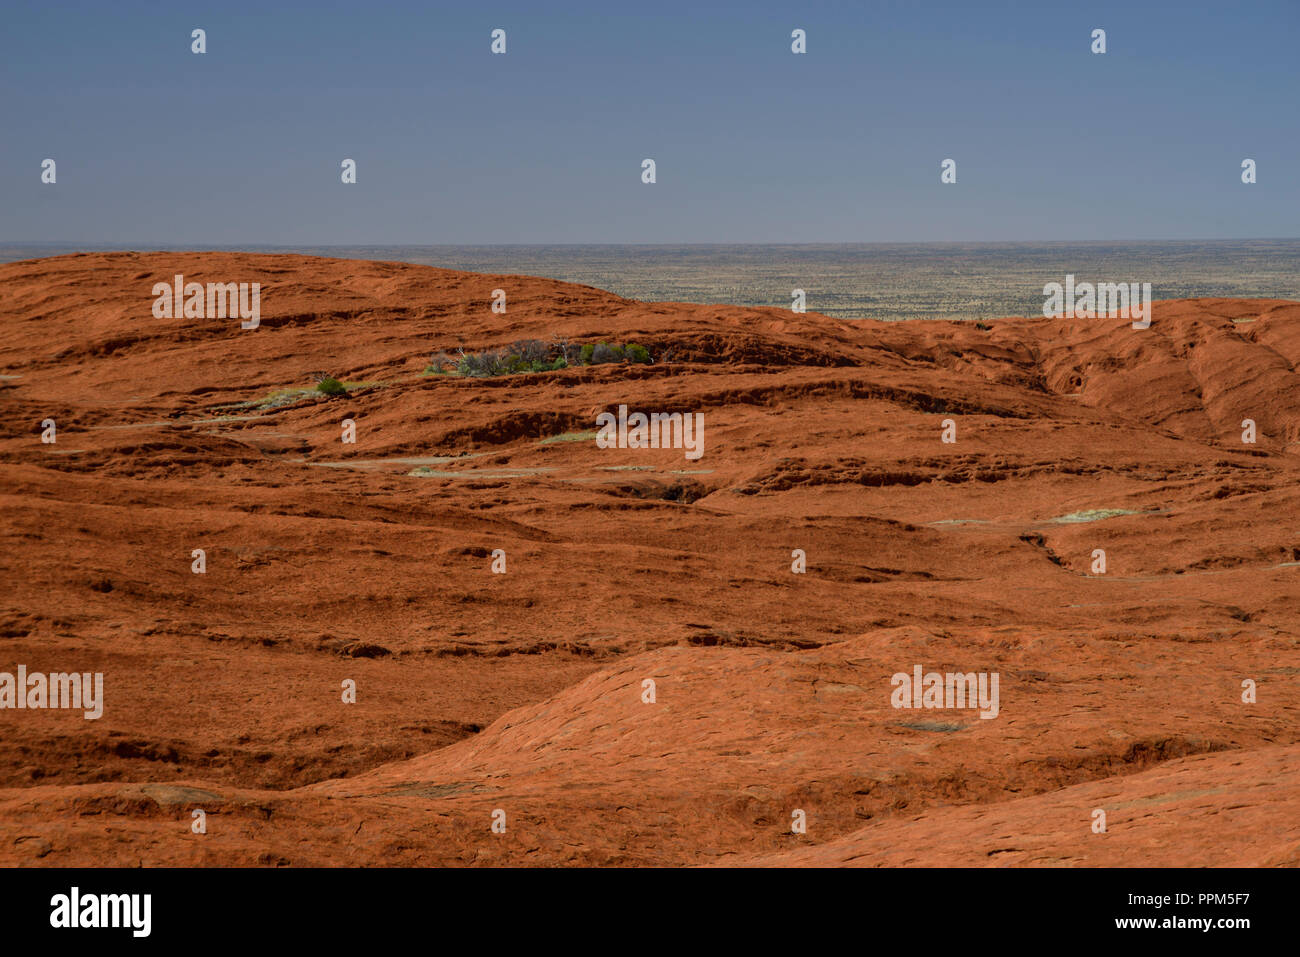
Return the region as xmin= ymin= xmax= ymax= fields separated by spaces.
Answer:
xmin=2 ymin=0 xmax=1296 ymax=244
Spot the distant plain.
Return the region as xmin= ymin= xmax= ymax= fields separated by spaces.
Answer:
xmin=5 ymin=240 xmax=1300 ymax=321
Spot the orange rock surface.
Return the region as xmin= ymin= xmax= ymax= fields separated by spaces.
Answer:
xmin=0 ymin=252 xmax=1297 ymax=866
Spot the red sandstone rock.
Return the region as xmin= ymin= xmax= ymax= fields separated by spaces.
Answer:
xmin=0 ymin=253 xmax=1295 ymax=866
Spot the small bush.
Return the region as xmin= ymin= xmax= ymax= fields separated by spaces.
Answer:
xmin=426 ymin=351 xmax=456 ymax=374
xmin=625 ymin=343 xmax=651 ymax=364
xmin=456 ymin=348 xmax=508 ymax=377
xmin=446 ymin=340 xmax=571 ymax=378
xmin=580 ymin=343 xmax=595 ymax=365
xmin=316 ymin=377 xmax=348 ymax=397
xmin=552 ymin=337 xmax=578 ymax=365
xmin=510 ymin=339 xmax=551 ymax=365
xmin=591 ymin=342 xmax=624 ymax=364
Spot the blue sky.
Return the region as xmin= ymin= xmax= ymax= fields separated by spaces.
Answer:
xmin=2 ymin=0 xmax=1296 ymax=243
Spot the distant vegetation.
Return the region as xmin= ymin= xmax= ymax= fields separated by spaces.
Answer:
xmin=427 ymin=338 xmax=653 ymax=378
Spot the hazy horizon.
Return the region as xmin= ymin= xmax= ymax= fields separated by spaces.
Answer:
xmin=6 ymin=237 xmax=1300 ymax=248
xmin=7 ymin=239 xmax=1297 ymax=322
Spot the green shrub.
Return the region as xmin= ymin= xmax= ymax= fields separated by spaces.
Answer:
xmin=456 ymin=349 xmax=507 ymax=377
xmin=446 ymin=340 xmax=572 ymax=377
xmin=528 ymin=357 xmax=567 ymax=372
xmin=437 ymin=338 xmax=642 ymax=377
xmin=316 ymin=377 xmax=348 ymax=397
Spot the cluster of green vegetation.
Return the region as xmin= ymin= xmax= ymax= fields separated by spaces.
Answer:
xmin=316 ymin=376 xmax=349 ymax=397
xmin=314 ymin=375 xmax=382 ymax=398
xmin=426 ymin=339 xmax=653 ymax=378
xmin=578 ymin=342 xmax=651 ymax=365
